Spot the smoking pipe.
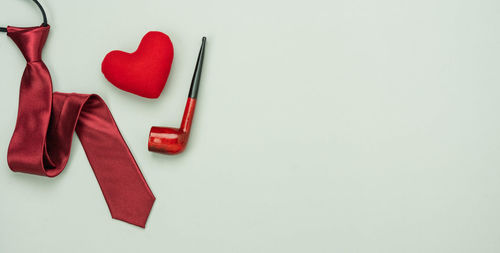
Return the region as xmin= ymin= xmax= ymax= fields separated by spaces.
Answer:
xmin=148 ymin=37 xmax=206 ymax=155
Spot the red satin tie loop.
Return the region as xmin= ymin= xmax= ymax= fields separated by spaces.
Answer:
xmin=5 ymin=25 xmax=155 ymax=228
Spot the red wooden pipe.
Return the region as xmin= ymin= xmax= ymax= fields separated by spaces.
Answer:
xmin=148 ymin=37 xmax=206 ymax=155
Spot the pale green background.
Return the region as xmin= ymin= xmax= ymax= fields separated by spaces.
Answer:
xmin=1 ymin=0 xmax=500 ymax=252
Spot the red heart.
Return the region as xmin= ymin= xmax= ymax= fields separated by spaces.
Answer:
xmin=102 ymin=31 xmax=174 ymax=99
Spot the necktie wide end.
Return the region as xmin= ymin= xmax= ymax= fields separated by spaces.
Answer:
xmin=111 ymin=196 xmax=155 ymax=228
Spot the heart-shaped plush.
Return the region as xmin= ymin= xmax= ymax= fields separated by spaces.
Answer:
xmin=102 ymin=31 xmax=174 ymax=99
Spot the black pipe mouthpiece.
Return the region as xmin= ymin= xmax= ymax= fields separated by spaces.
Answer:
xmin=188 ymin=37 xmax=207 ymax=99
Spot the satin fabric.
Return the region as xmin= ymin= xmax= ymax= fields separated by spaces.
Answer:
xmin=5 ymin=25 xmax=155 ymax=228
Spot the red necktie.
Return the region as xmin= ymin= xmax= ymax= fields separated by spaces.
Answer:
xmin=4 ymin=25 xmax=155 ymax=228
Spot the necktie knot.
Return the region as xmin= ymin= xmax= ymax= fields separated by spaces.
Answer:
xmin=7 ymin=25 xmax=49 ymax=62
